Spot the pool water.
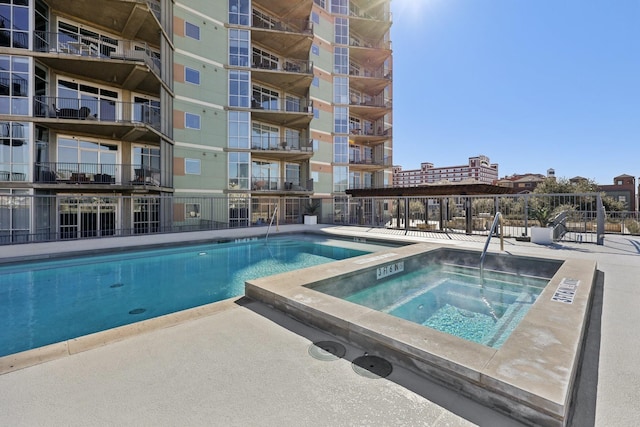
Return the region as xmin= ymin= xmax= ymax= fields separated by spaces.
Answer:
xmin=342 ymin=265 xmax=548 ymax=348
xmin=0 ymin=235 xmax=396 ymax=357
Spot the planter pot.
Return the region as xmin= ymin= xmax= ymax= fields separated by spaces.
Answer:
xmin=530 ymin=226 xmax=553 ymax=244
xmin=304 ymin=215 xmax=317 ymax=225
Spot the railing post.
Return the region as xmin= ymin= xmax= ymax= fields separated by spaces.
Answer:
xmin=597 ymin=194 xmax=605 ymax=245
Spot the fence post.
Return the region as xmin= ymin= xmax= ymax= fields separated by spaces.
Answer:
xmin=597 ymin=194 xmax=605 ymax=245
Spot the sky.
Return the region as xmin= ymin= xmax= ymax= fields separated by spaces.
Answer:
xmin=390 ymin=0 xmax=640 ymax=185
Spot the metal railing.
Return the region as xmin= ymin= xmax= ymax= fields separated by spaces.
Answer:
xmin=250 ymin=178 xmax=313 ymax=192
xmin=251 ymin=97 xmax=313 ymax=113
xmin=349 ymin=156 xmax=392 ymax=167
xmin=34 ymin=162 xmax=161 ymax=186
xmin=251 ymin=13 xmax=313 ymax=35
xmin=252 ymin=58 xmax=313 ymax=74
xmin=251 ymin=137 xmax=313 ymax=152
xmin=0 ymin=192 xmax=631 ymax=246
xmin=480 ymin=212 xmax=504 ymax=281
xmin=33 ymin=96 xmax=161 ymax=130
xmin=349 ymin=95 xmax=392 ymax=108
xmin=33 ymin=31 xmax=161 ymax=76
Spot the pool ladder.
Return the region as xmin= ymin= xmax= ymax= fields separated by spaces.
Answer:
xmin=265 ymin=206 xmax=278 ymax=242
xmin=479 ymin=212 xmax=504 ymax=322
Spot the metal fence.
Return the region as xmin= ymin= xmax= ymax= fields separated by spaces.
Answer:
xmin=333 ymin=193 xmax=615 ymax=245
xmin=0 ymin=192 xmax=632 ymax=245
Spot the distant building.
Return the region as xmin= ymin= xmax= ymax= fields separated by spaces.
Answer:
xmin=598 ymin=174 xmax=637 ymax=211
xmin=495 ymin=173 xmax=546 ymax=192
xmin=392 ymin=155 xmax=498 ymax=187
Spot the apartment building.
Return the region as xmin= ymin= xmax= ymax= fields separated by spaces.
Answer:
xmin=0 ymin=0 xmax=393 ymax=241
xmin=393 ymin=155 xmax=498 ymax=187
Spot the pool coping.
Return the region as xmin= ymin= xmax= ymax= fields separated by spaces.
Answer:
xmin=0 ymin=296 xmax=242 ymax=375
xmin=244 ymin=242 xmax=597 ymax=427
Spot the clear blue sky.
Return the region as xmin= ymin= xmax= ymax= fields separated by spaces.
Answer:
xmin=390 ymin=0 xmax=640 ymax=185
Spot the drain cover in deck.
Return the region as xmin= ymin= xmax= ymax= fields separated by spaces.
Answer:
xmin=308 ymin=341 xmax=346 ymax=361
xmin=352 ymin=355 xmax=393 ymax=379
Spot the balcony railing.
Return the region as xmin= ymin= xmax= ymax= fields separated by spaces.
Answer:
xmin=251 ymin=58 xmax=313 ymax=74
xmin=349 ymin=95 xmax=391 ymax=108
xmin=251 ymin=97 xmax=313 ymax=113
xmin=33 ymin=31 xmax=161 ymax=76
xmin=251 ymin=12 xmax=313 ymax=35
xmin=251 ymin=177 xmax=313 ymax=192
xmin=34 ymin=162 xmax=161 ymax=186
xmin=251 ymin=137 xmax=313 ymax=152
xmin=349 ymin=66 xmax=391 ymax=79
xmin=349 ymin=39 xmax=392 ymax=50
xmin=349 ymin=127 xmax=391 ymax=137
xmin=350 ymin=10 xmax=392 ymax=22
xmin=34 ymin=96 xmax=161 ymax=130
xmin=349 ymin=156 xmax=392 ymax=167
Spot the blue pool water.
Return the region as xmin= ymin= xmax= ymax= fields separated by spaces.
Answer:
xmin=0 ymin=235 xmax=396 ymax=357
xmin=341 ymin=265 xmax=548 ymax=348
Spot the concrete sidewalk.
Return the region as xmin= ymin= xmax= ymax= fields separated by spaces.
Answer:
xmin=0 ymin=227 xmax=638 ymax=426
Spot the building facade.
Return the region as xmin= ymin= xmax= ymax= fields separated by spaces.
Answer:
xmin=598 ymin=174 xmax=637 ymax=211
xmin=0 ymin=0 xmax=393 ymax=241
xmin=392 ymin=155 xmax=498 ymax=187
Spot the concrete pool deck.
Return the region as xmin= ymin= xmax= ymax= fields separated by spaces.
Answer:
xmin=0 ymin=225 xmax=639 ymax=426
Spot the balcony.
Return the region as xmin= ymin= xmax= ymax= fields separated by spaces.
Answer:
xmin=249 ymin=137 xmax=314 ymax=161
xmin=42 ymin=0 xmax=161 ymax=44
xmin=33 ymin=96 xmax=161 ymax=142
xmin=349 ymin=11 xmax=392 ymax=41
xmin=249 ymin=98 xmax=313 ymax=128
xmin=349 ymin=128 xmax=392 ymax=146
xmin=251 ymin=58 xmax=313 ymax=97
xmin=251 ymin=0 xmax=313 ymax=25
xmin=349 ymin=40 xmax=392 ymax=69
xmin=33 ymin=32 xmax=161 ymax=94
xmin=250 ymin=177 xmax=313 ymax=193
xmin=348 ymin=96 xmax=391 ymax=120
xmin=251 ymin=12 xmax=313 ymax=59
xmin=349 ymin=156 xmax=393 ymax=171
xmin=34 ymin=162 xmax=161 ymax=188
xmin=349 ymin=67 xmax=391 ymax=95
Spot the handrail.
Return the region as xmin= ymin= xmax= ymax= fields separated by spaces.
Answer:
xmin=479 ymin=212 xmax=504 ymax=323
xmin=479 ymin=212 xmax=504 ymax=281
xmin=265 ymin=206 xmax=278 ymax=242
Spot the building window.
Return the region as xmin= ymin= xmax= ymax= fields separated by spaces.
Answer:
xmin=252 ymin=46 xmax=279 ymax=70
xmin=0 ymin=121 xmax=28 ymax=181
xmin=229 ymin=29 xmax=249 ymax=67
xmin=331 ymin=0 xmax=348 ymax=15
xmin=0 ymin=0 xmax=29 ymax=49
xmin=313 ymin=108 xmax=319 ymax=119
xmin=333 ymin=135 xmax=348 ymax=163
xmin=185 ymin=112 xmax=201 ymax=129
xmin=252 ymin=85 xmax=280 ymax=110
xmin=333 ymin=166 xmax=348 ymax=192
xmin=228 ymin=152 xmax=249 ymax=189
xmin=185 ymin=67 xmax=200 ymax=85
xmin=252 ymin=122 xmax=279 ymax=150
xmin=185 ymin=22 xmax=200 ymax=40
xmin=185 ymin=158 xmax=201 ymax=175
xmin=0 ymin=188 xmax=30 ymax=243
xmin=333 ymin=76 xmax=348 ymax=104
xmin=56 ymin=78 xmax=118 ymax=121
xmin=312 ymin=76 xmax=319 ymax=87
xmin=314 ymin=0 xmax=326 ymax=9
xmin=334 ymin=107 xmax=348 ymax=134
xmin=311 ymin=11 xmax=320 ymax=24
xmin=133 ymin=197 xmax=160 ymax=234
xmin=229 ymin=70 xmax=249 ymax=107
xmin=334 ymin=17 xmax=348 ymax=45
xmin=333 ymin=47 xmax=348 ymax=74
xmin=0 ymin=55 xmax=29 ymax=115
xmin=229 ymin=0 xmax=250 ymax=26
xmin=228 ymin=111 xmax=250 ymax=148
xmin=311 ymin=44 xmax=319 ymax=56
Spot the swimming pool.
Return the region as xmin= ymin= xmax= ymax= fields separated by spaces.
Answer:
xmin=0 ymin=234 xmax=400 ymax=358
